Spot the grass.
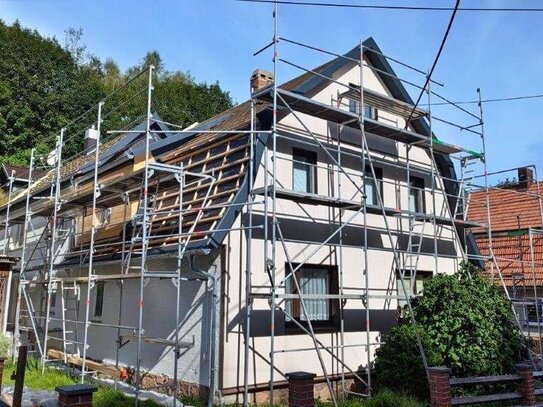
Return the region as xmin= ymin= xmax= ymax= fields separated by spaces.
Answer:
xmin=93 ymin=387 xmax=162 ymax=407
xmin=3 ymin=358 xmax=77 ymax=390
xmin=2 ymin=358 xmax=162 ymax=406
xmin=315 ymin=391 xmax=426 ymax=407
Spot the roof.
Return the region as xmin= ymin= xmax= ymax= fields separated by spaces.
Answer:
xmin=473 ymin=233 xmax=543 ymax=287
xmin=467 ymin=181 xmax=543 ymax=286
xmin=467 ymin=182 xmax=543 ymax=233
xmin=1 ymin=163 xmax=47 ymax=183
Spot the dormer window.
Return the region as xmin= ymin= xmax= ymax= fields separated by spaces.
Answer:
xmin=364 ymin=105 xmax=378 ymax=120
xmin=348 ymin=100 xmax=378 ymax=120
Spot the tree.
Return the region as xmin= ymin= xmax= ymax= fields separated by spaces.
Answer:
xmin=496 ymin=177 xmax=517 ymax=188
xmin=0 ymin=20 xmax=105 ymax=164
xmin=374 ymin=263 xmax=524 ymax=399
xmin=64 ymin=27 xmax=87 ymax=65
xmin=0 ymin=20 xmax=233 ymax=166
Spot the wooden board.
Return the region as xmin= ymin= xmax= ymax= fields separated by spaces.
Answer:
xmin=47 ymin=349 xmax=120 ymax=378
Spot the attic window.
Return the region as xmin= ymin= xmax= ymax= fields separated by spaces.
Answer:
xmin=348 ymin=100 xmax=378 ymax=120
xmin=347 ymin=83 xmax=378 ymax=119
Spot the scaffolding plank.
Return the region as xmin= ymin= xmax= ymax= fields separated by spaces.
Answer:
xmin=21 ymin=273 xmax=142 ymax=285
xmin=120 ymin=334 xmax=194 ymax=348
xmin=47 ymin=349 xmax=120 ymax=378
xmin=253 ymin=187 xmax=485 ymax=229
xmin=254 ymin=87 xmax=463 ymax=155
xmin=340 ymin=87 xmax=428 ymax=120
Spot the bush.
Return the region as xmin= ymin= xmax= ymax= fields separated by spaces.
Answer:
xmin=0 ymin=334 xmax=11 ymax=358
xmin=375 ymin=263 xmax=524 ymax=398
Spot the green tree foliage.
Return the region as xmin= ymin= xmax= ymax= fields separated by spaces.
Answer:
xmin=0 ymin=20 xmax=105 ymax=164
xmin=374 ymin=263 xmax=524 ymax=399
xmin=0 ymin=21 xmax=233 ymax=166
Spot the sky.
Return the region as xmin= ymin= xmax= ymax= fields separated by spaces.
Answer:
xmin=1 ymin=0 xmax=543 ymax=183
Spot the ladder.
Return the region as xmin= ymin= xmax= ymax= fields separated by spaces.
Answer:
xmin=122 ymin=184 xmax=159 ymax=275
xmin=59 ymin=281 xmax=81 ymax=360
xmin=399 ymin=217 xmax=427 ymax=303
xmin=454 ymin=156 xmax=479 ymax=221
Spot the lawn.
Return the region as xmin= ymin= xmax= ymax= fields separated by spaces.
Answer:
xmin=2 ymin=359 xmax=162 ymax=407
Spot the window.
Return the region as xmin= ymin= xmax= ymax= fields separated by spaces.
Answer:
xmin=49 ymin=287 xmax=57 ymax=316
xmin=364 ymin=105 xmax=378 ymax=120
xmin=348 ymin=100 xmax=378 ymax=120
xmin=101 ymin=208 xmax=111 ymax=225
xmin=408 ymin=177 xmax=425 ymax=213
xmin=364 ymin=166 xmax=383 ymax=206
xmin=292 ymin=148 xmax=317 ymax=194
xmin=94 ymin=282 xmax=105 ymax=318
xmin=285 ymin=264 xmax=338 ymax=326
xmin=12 ymin=223 xmax=24 ymax=249
xmin=525 ymin=303 xmax=543 ymax=325
xmin=396 ymin=270 xmax=431 ymax=308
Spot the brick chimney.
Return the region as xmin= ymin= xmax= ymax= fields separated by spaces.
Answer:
xmin=84 ymin=126 xmax=99 ymax=154
xmin=250 ymin=69 xmax=274 ymax=94
xmin=518 ymin=167 xmax=534 ymax=189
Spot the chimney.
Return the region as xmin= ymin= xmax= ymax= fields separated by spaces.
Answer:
xmin=518 ymin=167 xmax=534 ymax=188
xmin=250 ymin=69 xmax=274 ymax=94
xmin=84 ymin=126 xmax=99 ymax=154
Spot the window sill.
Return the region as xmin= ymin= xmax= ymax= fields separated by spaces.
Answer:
xmin=285 ymin=319 xmax=339 ymax=334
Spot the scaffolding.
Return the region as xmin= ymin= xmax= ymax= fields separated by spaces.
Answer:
xmin=0 ymin=3 xmax=543 ymax=407
xmin=240 ymin=4 xmax=543 ymax=406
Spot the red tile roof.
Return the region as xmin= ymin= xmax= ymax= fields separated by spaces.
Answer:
xmin=468 ymin=182 xmax=543 ymax=233
xmin=467 ymin=182 xmax=543 ymax=286
xmin=473 ymin=233 xmax=543 ymax=287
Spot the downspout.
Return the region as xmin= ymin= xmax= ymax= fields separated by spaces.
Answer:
xmin=189 ymin=253 xmax=218 ymax=407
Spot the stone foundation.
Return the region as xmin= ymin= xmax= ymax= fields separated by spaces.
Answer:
xmin=123 ymin=367 xmax=209 ymax=400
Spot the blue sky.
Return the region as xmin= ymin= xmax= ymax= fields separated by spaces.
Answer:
xmin=1 ymin=0 xmax=543 ymax=182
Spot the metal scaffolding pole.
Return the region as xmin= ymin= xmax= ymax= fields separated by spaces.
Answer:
xmin=2 ymin=170 xmax=15 ymax=256
xmin=43 ymin=129 xmax=64 ymax=370
xmin=360 ymin=42 xmax=372 ymax=396
xmin=243 ymin=99 xmax=256 ymax=406
xmin=81 ymin=101 xmax=103 ymax=382
xmin=268 ymin=2 xmax=279 ymax=404
xmin=135 ymin=64 xmax=155 ymax=405
xmin=12 ymin=149 xmax=39 ymax=358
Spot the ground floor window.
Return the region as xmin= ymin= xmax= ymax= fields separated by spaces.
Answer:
xmin=285 ymin=263 xmax=338 ymax=327
xmin=94 ymin=281 xmax=105 ymax=318
xmin=396 ymin=270 xmax=432 ymax=308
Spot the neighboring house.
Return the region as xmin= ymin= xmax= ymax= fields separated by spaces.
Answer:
xmin=0 ymin=38 xmax=473 ymax=403
xmin=468 ymin=167 xmax=543 ymax=327
xmin=0 ymin=163 xmax=47 ymax=192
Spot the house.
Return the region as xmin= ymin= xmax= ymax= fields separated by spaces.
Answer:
xmin=467 ymin=167 xmax=543 ymax=328
xmin=0 ymin=38 xmax=475 ymax=404
xmin=0 ymin=163 xmax=47 ymax=192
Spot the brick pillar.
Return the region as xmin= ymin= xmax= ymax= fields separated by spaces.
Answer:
xmin=428 ymin=367 xmax=451 ymax=407
xmin=516 ymin=363 xmax=536 ymax=406
xmin=0 ymin=357 xmax=5 ymax=390
xmin=286 ymin=371 xmax=315 ymax=407
xmin=56 ymin=384 xmax=97 ymax=407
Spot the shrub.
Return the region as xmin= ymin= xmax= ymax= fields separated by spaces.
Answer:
xmin=375 ymin=263 xmax=524 ymax=398
xmin=0 ymin=334 xmax=11 ymax=358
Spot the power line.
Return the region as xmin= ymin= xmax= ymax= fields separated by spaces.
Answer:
xmin=405 ymin=0 xmax=461 ymax=125
xmin=236 ymin=0 xmax=543 ymax=12
xmin=431 ymin=93 xmax=543 ymax=106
